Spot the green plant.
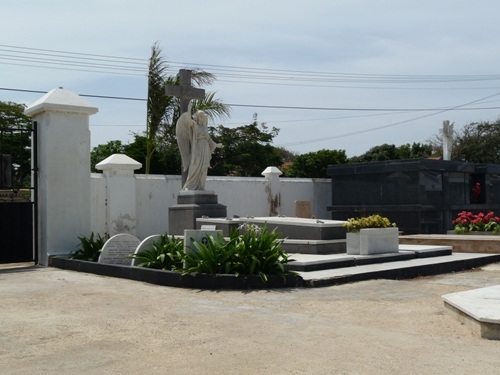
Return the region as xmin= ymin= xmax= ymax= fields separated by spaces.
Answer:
xmin=69 ymin=232 xmax=107 ymax=262
xmin=343 ymin=214 xmax=397 ymax=233
xmin=452 ymin=211 xmax=500 ymax=234
xmin=183 ymin=224 xmax=294 ymax=283
xmin=183 ymin=232 xmax=233 ymax=274
xmin=131 ymin=235 xmax=185 ymax=270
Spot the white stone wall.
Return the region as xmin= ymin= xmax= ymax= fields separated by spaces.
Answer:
xmin=280 ymin=177 xmax=331 ymax=218
xmin=90 ymin=173 xmax=106 ymax=236
xmin=90 ymin=172 xmax=331 ymax=239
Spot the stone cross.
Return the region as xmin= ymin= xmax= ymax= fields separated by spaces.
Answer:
xmin=440 ymin=120 xmax=454 ymax=160
xmin=165 ymin=69 xmax=205 ymax=113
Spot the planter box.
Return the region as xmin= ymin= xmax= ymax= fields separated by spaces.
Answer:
xmin=346 ymin=232 xmax=361 ymax=255
xmin=346 ymin=227 xmax=399 ymax=255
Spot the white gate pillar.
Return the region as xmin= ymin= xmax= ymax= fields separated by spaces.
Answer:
xmin=25 ymin=87 xmax=98 ymax=265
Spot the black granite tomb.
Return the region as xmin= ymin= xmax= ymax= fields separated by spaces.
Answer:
xmin=327 ymin=159 xmax=500 ymax=234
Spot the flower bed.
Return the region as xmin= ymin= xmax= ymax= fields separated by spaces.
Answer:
xmin=452 ymin=211 xmax=500 ymax=234
xmin=62 ymin=225 xmax=302 ymax=289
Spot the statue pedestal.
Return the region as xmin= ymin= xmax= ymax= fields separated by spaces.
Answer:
xmin=168 ymin=190 xmax=227 ymax=235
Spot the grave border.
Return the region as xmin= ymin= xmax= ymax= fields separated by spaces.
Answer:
xmin=48 ymin=256 xmax=304 ymax=290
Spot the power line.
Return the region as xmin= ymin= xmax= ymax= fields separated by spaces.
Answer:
xmin=3 ymin=86 xmax=500 ymax=113
xmin=280 ymin=91 xmax=500 ymax=147
xmin=0 ymin=44 xmax=147 ymax=62
xmin=4 ymin=44 xmax=500 ymax=86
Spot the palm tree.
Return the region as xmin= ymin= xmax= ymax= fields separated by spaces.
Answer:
xmin=145 ymin=42 xmax=230 ymax=174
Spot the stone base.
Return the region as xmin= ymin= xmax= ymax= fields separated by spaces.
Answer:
xmin=443 ymin=285 xmax=500 ymax=340
xmin=168 ymin=191 xmax=227 ymax=235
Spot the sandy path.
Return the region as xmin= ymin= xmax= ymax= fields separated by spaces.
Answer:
xmin=1 ymin=264 xmax=500 ymax=374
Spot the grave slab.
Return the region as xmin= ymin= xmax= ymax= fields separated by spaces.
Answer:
xmin=443 ymin=285 xmax=500 ymax=340
xmin=99 ymin=234 xmax=140 ymax=266
xmin=398 ymin=244 xmax=452 ymax=258
xmin=239 ymin=216 xmax=347 ymax=240
xmin=184 ymin=229 xmax=223 ymax=256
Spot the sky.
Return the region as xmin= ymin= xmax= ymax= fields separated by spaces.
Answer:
xmin=2 ymin=0 xmax=500 ymax=157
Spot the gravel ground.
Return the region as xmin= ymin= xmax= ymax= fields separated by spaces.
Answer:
xmin=1 ymin=263 xmax=500 ymax=375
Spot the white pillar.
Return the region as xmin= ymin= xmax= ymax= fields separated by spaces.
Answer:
xmin=96 ymin=154 xmax=142 ymax=237
xmin=25 ymin=87 xmax=98 ymax=265
xmin=262 ymin=166 xmax=282 ymax=216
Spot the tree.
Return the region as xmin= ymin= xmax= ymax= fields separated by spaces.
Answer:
xmin=0 ymin=101 xmax=32 ymax=186
xmin=146 ymin=43 xmax=174 ymax=174
xmin=90 ymin=140 xmax=125 ymax=172
xmin=350 ymin=144 xmax=399 ymax=162
xmin=453 ymin=120 xmax=500 ymax=163
xmin=350 ymin=142 xmax=433 ymax=163
xmin=90 ymin=115 xmax=282 ymax=177
xmin=395 ymin=142 xmax=434 ymax=160
xmin=90 ymin=135 xmax=181 ymax=174
xmin=125 ymin=134 xmax=182 ymax=175
xmin=0 ymin=101 xmax=31 ymax=128
xmin=284 ymin=149 xmax=348 ymax=178
xmin=209 ymin=114 xmax=283 ymax=177
xmin=145 ymin=42 xmax=230 ymax=174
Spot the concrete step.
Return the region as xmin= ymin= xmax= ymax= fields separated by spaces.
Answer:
xmin=289 ymin=251 xmax=500 ymax=287
xmin=286 ymin=244 xmax=453 ymax=272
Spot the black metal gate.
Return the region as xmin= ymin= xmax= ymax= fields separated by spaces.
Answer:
xmin=0 ymin=122 xmax=38 ymax=264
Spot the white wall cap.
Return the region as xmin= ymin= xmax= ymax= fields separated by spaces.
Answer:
xmin=261 ymin=166 xmax=282 ymax=178
xmin=24 ymin=87 xmax=98 ymax=116
xmin=96 ymin=154 xmax=142 ymax=171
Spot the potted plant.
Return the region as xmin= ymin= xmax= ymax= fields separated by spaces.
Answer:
xmin=343 ymin=214 xmax=398 ymax=255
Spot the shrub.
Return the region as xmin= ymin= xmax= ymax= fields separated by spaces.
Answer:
xmin=343 ymin=214 xmax=396 ymax=233
xmin=69 ymin=232 xmax=107 ymax=262
xmin=131 ymin=235 xmax=184 ymax=270
xmin=184 ymin=224 xmax=294 ymax=282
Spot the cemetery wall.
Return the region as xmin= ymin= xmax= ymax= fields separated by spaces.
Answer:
xmin=90 ymin=172 xmax=331 ymax=239
xmin=90 ymin=173 xmax=106 ymax=236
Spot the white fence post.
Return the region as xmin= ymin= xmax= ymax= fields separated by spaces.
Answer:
xmin=96 ymin=154 xmax=142 ymax=237
xmin=262 ymin=166 xmax=282 ymax=216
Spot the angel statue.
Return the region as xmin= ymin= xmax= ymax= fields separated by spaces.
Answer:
xmin=175 ymin=102 xmax=222 ymax=191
